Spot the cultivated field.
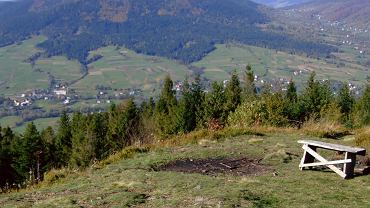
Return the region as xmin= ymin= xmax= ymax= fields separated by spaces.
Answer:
xmin=193 ymin=44 xmax=369 ymax=88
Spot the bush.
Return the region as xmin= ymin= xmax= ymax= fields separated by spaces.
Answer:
xmin=43 ymin=169 xmax=72 ymax=185
xmin=355 ymin=126 xmax=370 ymax=151
xmin=301 ymin=118 xmax=349 ymax=138
xmin=100 ymin=147 xmax=150 ymax=166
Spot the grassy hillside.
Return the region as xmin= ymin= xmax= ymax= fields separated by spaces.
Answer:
xmin=1 ymin=132 xmax=369 ymax=207
xmin=0 ymin=36 xmax=83 ymax=96
xmin=74 ymin=46 xmax=192 ymax=96
xmin=193 ymin=44 xmax=369 ymax=88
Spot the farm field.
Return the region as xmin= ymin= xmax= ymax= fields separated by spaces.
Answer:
xmin=0 ymin=36 xmax=84 ymax=97
xmin=193 ymin=44 xmax=369 ymax=88
xmin=1 ymin=132 xmax=369 ymax=207
xmin=12 ymin=117 xmax=60 ymax=133
xmin=73 ymin=46 xmax=192 ymax=96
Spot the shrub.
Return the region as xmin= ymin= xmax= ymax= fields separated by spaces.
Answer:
xmin=355 ymin=126 xmax=370 ymax=151
xmin=43 ymin=169 xmax=72 ymax=185
xmin=301 ymin=118 xmax=349 ymax=138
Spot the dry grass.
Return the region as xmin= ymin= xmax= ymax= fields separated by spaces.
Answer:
xmin=301 ymin=119 xmax=351 ymax=138
xmin=355 ymin=126 xmax=370 ymax=151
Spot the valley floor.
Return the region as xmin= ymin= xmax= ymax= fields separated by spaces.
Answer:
xmin=1 ymin=133 xmax=370 ymax=207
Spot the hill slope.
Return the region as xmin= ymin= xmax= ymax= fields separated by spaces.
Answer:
xmin=251 ymin=0 xmax=312 ymax=8
xmin=0 ymin=0 xmax=335 ymax=64
xmin=1 ymin=133 xmax=370 ymax=207
xmin=292 ymin=0 xmax=370 ymax=28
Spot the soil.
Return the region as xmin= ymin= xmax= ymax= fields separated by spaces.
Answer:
xmin=157 ymin=157 xmax=272 ymax=176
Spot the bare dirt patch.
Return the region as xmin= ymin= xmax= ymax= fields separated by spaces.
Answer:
xmin=157 ymin=157 xmax=272 ymax=176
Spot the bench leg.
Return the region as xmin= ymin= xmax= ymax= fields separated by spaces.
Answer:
xmin=300 ymin=145 xmax=317 ymax=170
xmin=343 ymin=152 xmax=356 ymax=179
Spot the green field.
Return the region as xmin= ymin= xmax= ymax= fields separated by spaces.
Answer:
xmin=12 ymin=117 xmax=60 ymax=133
xmin=0 ymin=36 xmax=84 ymax=96
xmin=73 ymin=46 xmax=192 ymax=96
xmin=0 ymin=116 xmax=22 ymax=128
xmin=1 ymin=132 xmax=369 ymax=207
xmin=193 ymin=44 xmax=369 ymax=88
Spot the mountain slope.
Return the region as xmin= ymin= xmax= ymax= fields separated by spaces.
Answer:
xmin=292 ymin=0 xmax=370 ymax=28
xmin=251 ymin=0 xmax=312 ymax=8
xmin=0 ymin=0 xmax=335 ymax=64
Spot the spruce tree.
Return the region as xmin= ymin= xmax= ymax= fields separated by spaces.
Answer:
xmin=176 ymin=78 xmax=196 ymax=133
xmin=286 ymin=80 xmax=298 ymax=102
xmin=40 ymin=127 xmax=56 ymax=171
xmin=353 ymin=85 xmax=370 ymax=126
xmin=243 ymin=64 xmax=256 ymax=99
xmin=55 ymin=111 xmax=72 ymax=167
xmin=337 ymin=83 xmax=355 ymax=119
xmin=225 ymin=70 xmax=242 ymax=114
xmin=0 ymin=126 xmax=18 ymax=186
xmin=204 ymin=81 xmax=227 ymax=124
xmin=15 ymin=123 xmax=44 ymax=182
xmin=154 ymin=75 xmax=178 ymax=135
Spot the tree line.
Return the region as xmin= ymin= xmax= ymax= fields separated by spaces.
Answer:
xmin=1 ymin=66 xmax=370 ymax=190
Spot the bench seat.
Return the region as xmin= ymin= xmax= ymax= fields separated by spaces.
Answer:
xmin=298 ymin=140 xmax=367 ymax=179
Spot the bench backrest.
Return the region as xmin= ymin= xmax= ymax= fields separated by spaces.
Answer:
xmin=298 ymin=140 xmax=366 ymax=156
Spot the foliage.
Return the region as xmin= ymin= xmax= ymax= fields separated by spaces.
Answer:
xmin=355 ymin=126 xmax=370 ymax=151
xmin=353 ymin=85 xmax=370 ymax=127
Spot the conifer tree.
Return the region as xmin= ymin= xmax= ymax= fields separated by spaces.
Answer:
xmin=353 ymin=85 xmax=370 ymax=126
xmin=176 ymin=78 xmax=196 ymax=133
xmin=40 ymin=127 xmax=56 ymax=171
xmin=154 ymin=75 xmax=178 ymax=135
xmin=243 ymin=64 xmax=256 ymax=99
xmin=286 ymin=80 xmax=298 ymax=102
xmin=301 ymin=72 xmax=333 ymax=119
xmin=191 ymin=74 xmax=206 ymax=128
xmin=337 ymin=83 xmax=355 ymax=120
xmin=55 ymin=111 xmax=72 ymax=167
xmin=204 ymin=81 xmax=227 ymax=124
xmin=225 ymin=70 xmax=242 ymax=113
xmin=0 ymin=126 xmax=18 ymax=186
xmin=15 ymin=123 xmax=44 ymax=182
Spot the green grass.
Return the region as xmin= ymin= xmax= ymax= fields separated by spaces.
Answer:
xmin=0 ymin=36 xmax=85 ymax=96
xmin=0 ymin=36 xmax=49 ymax=96
xmin=13 ymin=117 xmax=60 ymax=133
xmin=35 ymin=56 xmax=83 ymax=83
xmin=73 ymin=46 xmax=192 ymax=96
xmin=193 ymin=44 xmax=369 ymax=88
xmin=0 ymin=116 xmax=22 ymax=128
xmin=1 ymin=132 xmax=370 ymax=207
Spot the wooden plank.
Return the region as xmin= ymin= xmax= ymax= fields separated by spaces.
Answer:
xmin=300 ymin=144 xmax=316 ymax=170
xmin=299 ymin=159 xmax=351 ymax=168
xmin=302 ymin=145 xmax=347 ymax=178
xmin=298 ymin=140 xmax=366 ymax=155
xmin=343 ymin=152 xmax=356 ymax=179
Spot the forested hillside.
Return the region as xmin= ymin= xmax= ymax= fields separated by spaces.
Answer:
xmin=0 ymin=0 xmax=335 ymax=64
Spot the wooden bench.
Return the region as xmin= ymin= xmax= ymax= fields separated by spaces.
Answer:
xmin=298 ymin=140 xmax=366 ymax=179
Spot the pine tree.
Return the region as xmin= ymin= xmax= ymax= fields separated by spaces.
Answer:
xmin=40 ymin=127 xmax=56 ymax=171
xmin=301 ymin=72 xmax=333 ymax=119
xmin=337 ymin=83 xmax=355 ymax=120
xmin=204 ymin=81 xmax=227 ymax=125
xmin=154 ymin=75 xmax=178 ymax=135
xmin=15 ymin=123 xmax=44 ymax=182
xmin=191 ymin=74 xmax=205 ymax=128
xmin=0 ymin=126 xmax=18 ymax=186
xmin=175 ymin=78 xmax=196 ymax=133
xmin=286 ymin=80 xmax=298 ymax=102
xmin=353 ymin=85 xmax=370 ymax=126
xmin=225 ymin=70 xmax=242 ymax=113
xmin=243 ymin=64 xmax=256 ymax=99
xmin=55 ymin=111 xmax=72 ymax=167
